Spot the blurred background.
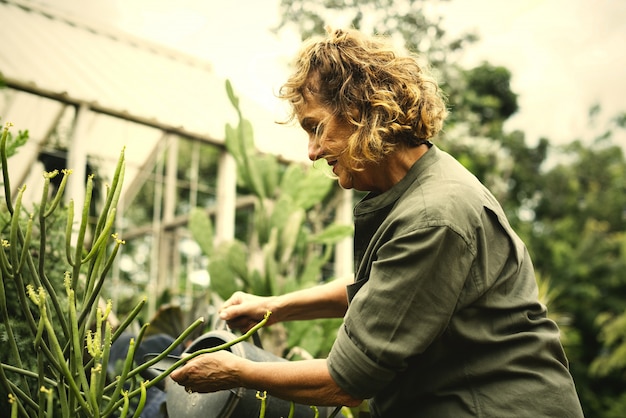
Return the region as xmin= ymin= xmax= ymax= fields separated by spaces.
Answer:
xmin=1 ymin=0 xmax=625 ymax=416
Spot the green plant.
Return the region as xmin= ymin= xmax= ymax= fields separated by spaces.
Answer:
xmin=188 ymin=81 xmax=352 ymax=358
xmin=0 ymin=122 xmax=199 ymax=417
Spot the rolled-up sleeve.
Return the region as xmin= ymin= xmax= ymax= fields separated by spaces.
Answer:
xmin=327 ymin=324 xmax=397 ymax=399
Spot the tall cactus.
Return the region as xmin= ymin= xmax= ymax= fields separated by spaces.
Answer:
xmin=0 ymin=122 xmax=198 ymax=417
xmin=189 ymin=81 xmax=353 ymax=357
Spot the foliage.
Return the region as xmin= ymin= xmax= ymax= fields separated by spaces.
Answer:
xmin=274 ymin=0 xmax=477 ymax=69
xmin=0 ymin=122 xmax=28 ymax=169
xmin=445 ymin=62 xmax=519 ymax=138
xmin=188 ymin=81 xmax=352 ymax=358
xmin=523 ymin=127 xmax=626 ymax=417
xmin=0 ymin=123 xmax=195 ymax=417
xmin=445 ymin=106 xmax=626 ymax=418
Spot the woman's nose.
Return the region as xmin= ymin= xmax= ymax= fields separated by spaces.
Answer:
xmin=308 ymin=137 xmax=322 ymax=161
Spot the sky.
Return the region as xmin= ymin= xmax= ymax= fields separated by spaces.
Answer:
xmin=43 ymin=0 xmax=626 ymax=149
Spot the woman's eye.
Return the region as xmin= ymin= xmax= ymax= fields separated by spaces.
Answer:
xmin=313 ymin=124 xmax=324 ymax=136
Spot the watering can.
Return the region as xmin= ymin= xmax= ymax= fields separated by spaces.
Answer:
xmin=145 ymin=329 xmax=342 ymax=418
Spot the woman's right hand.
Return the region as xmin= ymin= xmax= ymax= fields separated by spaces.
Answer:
xmin=218 ymin=291 xmax=280 ymax=332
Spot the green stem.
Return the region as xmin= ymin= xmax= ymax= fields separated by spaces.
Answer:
xmin=114 ymin=311 xmax=268 ymax=418
xmin=65 ymin=199 xmax=75 ymax=267
xmin=8 ymin=261 xmax=37 ymax=334
xmin=256 ymin=391 xmax=267 ymax=418
xmin=96 ymin=321 xmax=113 ymax=407
xmin=81 ymin=208 xmax=115 ymax=264
xmin=95 ymin=149 xmax=125 ymax=239
xmin=0 ymin=364 xmax=30 ymax=418
xmin=0 ymin=363 xmax=59 ymax=387
xmin=124 ymin=317 xmax=205 ymax=384
xmin=44 ymin=388 xmax=54 ymax=418
xmin=77 ymin=241 xmax=129 ymax=345
xmin=35 ymin=269 xmax=70 ymax=341
xmin=9 ymin=185 xmax=24 ymax=269
xmin=100 ymin=323 xmax=148 ymax=417
xmin=0 ymin=256 xmax=28 ymax=391
xmin=83 ymin=253 xmax=100 ymax=310
xmin=0 ymin=238 xmax=14 ymax=279
xmin=37 ymin=380 xmax=45 ymax=418
xmin=5 ymin=381 xmax=37 ymax=416
xmin=179 ymin=311 xmax=271 ymax=363
xmin=68 ymin=287 xmax=96 ymax=415
xmin=89 ymin=366 xmax=102 ymax=418
xmin=40 ymin=299 xmax=93 ymax=415
xmin=136 ymin=311 xmax=271 ymax=395
xmin=79 ymin=245 xmax=105 ymax=333
xmin=109 ymin=298 xmax=146 ymax=345
xmin=16 ymin=215 xmax=33 ymax=275
xmin=129 ymin=381 xmax=147 ymax=418
xmin=310 ymin=405 xmax=319 ymax=418
xmin=37 ymin=353 xmax=45 ymax=418
xmin=42 ymin=169 xmax=71 ymax=218
xmin=71 ymin=175 xmax=93 ymax=290
xmin=57 ymin=377 xmax=69 ymax=418
xmin=118 ymin=394 xmax=130 ymax=418
xmin=1 ymin=124 xmax=14 ymax=213
xmin=81 ymin=237 xmax=107 ymax=311
xmin=36 ymin=179 xmax=70 ymax=338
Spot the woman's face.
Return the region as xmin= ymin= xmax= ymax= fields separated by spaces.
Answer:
xmin=298 ymin=91 xmax=378 ymax=191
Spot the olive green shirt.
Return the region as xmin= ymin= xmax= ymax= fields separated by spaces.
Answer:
xmin=327 ymin=145 xmax=584 ymax=417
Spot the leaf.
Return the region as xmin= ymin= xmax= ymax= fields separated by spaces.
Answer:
xmin=280 ymin=164 xmax=306 ymax=196
xmin=308 ymin=224 xmax=353 ymax=245
xmin=224 ymin=240 xmax=249 ymax=281
xmin=208 ymin=259 xmax=241 ymax=301
xmin=290 ymin=166 xmax=334 ymax=210
xmin=208 ymin=241 xmax=248 ymax=300
xmin=225 ymin=79 xmax=239 ymax=111
xmin=281 ymin=164 xmax=334 ymax=210
xmin=298 ymin=256 xmax=328 ymax=286
xmin=257 ymin=154 xmax=280 ymax=198
xmin=224 ymin=113 xmax=267 ymax=199
xmin=188 ymin=207 xmax=213 ymax=257
xmin=261 ymin=228 xmax=279 ymax=294
xmin=279 ymin=209 xmax=305 ymax=265
xmin=249 ymin=269 xmax=270 ymax=297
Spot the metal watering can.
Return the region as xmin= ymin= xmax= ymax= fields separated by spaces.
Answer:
xmin=153 ymin=329 xmax=341 ymax=418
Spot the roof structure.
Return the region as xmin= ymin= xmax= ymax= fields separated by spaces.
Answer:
xmin=0 ymin=0 xmax=305 ymax=205
xmin=0 ymin=0 xmax=328 ymax=318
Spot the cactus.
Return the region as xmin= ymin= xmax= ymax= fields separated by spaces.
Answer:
xmin=0 ymin=122 xmax=200 ymax=417
xmin=188 ymin=81 xmax=353 ymax=358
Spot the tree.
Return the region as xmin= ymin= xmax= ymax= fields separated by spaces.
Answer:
xmin=522 ymin=110 xmax=626 ymax=417
xmin=274 ymin=0 xmax=477 ymax=68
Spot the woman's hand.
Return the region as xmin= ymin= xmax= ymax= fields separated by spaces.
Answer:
xmin=170 ymin=350 xmax=244 ymax=393
xmin=219 ymin=291 xmax=279 ymax=332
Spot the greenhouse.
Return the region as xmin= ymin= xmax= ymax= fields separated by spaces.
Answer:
xmin=0 ymin=0 xmax=354 ymax=319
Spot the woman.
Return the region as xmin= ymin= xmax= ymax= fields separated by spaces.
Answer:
xmin=171 ymin=28 xmax=584 ymax=417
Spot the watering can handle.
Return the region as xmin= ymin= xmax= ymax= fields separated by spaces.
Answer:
xmin=215 ymin=317 xmax=264 ymax=349
xmin=251 ymin=330 xmax=263 ymax=349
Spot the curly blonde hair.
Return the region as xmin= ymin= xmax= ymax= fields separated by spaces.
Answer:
xmin=279 ymin=28 xmax=448 ymax=170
